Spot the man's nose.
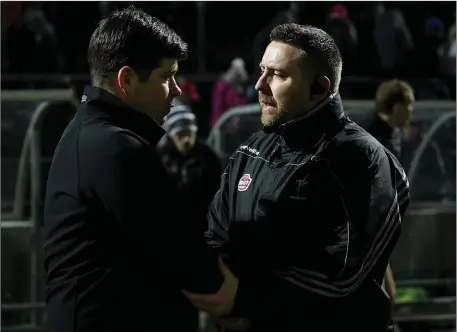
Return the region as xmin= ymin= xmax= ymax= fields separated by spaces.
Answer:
xmin=181 ymin=135 xmax=191 ymax=143
xmin=255 ymin=72 xmax=269 ymax=93
xmin=170 ymin=77 xmax=182 ymax=97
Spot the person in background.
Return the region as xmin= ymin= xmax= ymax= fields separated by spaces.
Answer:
xmin=416 ymin=16 xmax=445 ymax=78
xmin=368 ymin=79 xmax=415 ymax=161
xmin=322 ymin=3 xmax=358 ymax=76
xmin=1 ymin=2 xmax=37 ymax=89
xmin=367 ymin=79 xmax=415 ymax=307
xmin=1 ymin=1 xmax=25 ymax=74
xmin=251 ymin=2 xmax=302 ymax=78
xmin=438 ymin=21 xmax=456 ymax=99
xmin=158 ymin=105 xmax=223 ymax=332
xmin=439 ymin=21 xmax=456 ymax=75
xmin=414 ymin=17 xmax=451 ymax=99
xmin=210 ymin=57 xmax=250 ymax=129
xmin=176 ymin=75 xmax=201 ymax=105
xmin=157 ymin=105 xmax=222 ymax=236
xmin=22 ymin=7 xmax=62 ymax=78
xmin=373 ymin=3 xmax=414 ymax=78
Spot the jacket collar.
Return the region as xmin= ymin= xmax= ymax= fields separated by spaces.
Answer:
xmin=81 ymin=86 xmax=165 ymax=145
xmin=263 ymin=93 xmax=345 ymax=150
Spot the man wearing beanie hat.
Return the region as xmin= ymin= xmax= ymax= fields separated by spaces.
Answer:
xmin=158 ymin=105 xmax=222 ymax=235
xmin=162 ymin=105 xmax=199 ymax=152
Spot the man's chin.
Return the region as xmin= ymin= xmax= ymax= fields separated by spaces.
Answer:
xmin=261 ymin=112 xmax=280 ymax=127
xmin=159 ymin=109 xmax=172 ymax=125
xmin=179 ymin=148 xmax=192 ymax=156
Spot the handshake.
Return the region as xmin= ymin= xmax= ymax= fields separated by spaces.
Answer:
xmin=182 ymin=258 xmax=251 ymax=331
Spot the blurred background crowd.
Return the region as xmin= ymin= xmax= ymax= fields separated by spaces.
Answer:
xmin=2 ymin=1 xmax=456 ymax=76
xmin=1 ymin=2 xmax=456 ymax=332
xmin=2 ymin=1 xmax=456 ymax=135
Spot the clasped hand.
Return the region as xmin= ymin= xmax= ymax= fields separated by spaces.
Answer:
xmin=182 ymin=257 xmax=250 ymax=331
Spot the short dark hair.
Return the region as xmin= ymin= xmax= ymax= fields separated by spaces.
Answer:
xmin=270 ymin=23 xmax=343 ymax=94
xmin=376 ymin=79 xmax=415 ymax=114
xmin=88 ymin=5 xmax=188 ymax=86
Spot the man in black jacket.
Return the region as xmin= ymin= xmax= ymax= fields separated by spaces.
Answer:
xmin=367 ymin=79 xmax=415 ymax=304
xmin=368 ymin=79 xmax=415 ymax=161
xmin=186 ymin=24 xmax=410 ymax=332
xmin=43 ymin=6 xmax=237 ymax=332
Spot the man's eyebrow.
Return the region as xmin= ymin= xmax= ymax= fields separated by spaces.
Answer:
xmin=165 ymin=67 xmax=178 ymax=74
xmin=259 ymin=64 xmax=284 ymax=72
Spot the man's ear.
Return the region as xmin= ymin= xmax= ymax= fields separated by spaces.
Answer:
xmin=117 ymin=66 xmax=135 ymax=96
xmin=316 ymin=75 xmax=331 ymax=92
xmin=310 ymin=75 xmax=331 ymax=101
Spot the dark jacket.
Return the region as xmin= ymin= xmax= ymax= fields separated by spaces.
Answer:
xmin=367 ymin=114 xmax=403 ymax=160
xmin=207 ymin=96 xmax=410 ymax=332
xmin=157 ymin=138 xmax=222 ymax=235
xmin=43 ymin=86 xmax=223 ymax=332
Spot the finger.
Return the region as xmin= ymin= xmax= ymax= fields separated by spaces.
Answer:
xmin=182 ymin=290 xmax=200 ymax=298
xmin=218 ymin=257 xmax=233 ymax=276
xmin=182 ymin=295 xmax=212 ymax=307
xmin=181 ymin=295 xmax=211 ymax=309
xmin=182 ymin=290 xmax=213 ymax=300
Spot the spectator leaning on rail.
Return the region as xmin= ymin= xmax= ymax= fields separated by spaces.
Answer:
xmin=43 ymin=6 xmax=239 ymax=332
xmin=184 ymin=23 xmax=411 ymax=332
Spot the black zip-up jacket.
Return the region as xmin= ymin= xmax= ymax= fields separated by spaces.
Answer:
xmin=43 ymin=86 xmax=223 ymax=332
xmin=157 ymin=138 xmax=222 ymax=235
xmin=367 ymin=114 xmax=403 ymax=160
xmin=207 ymin=96 xmax=410 ymax=332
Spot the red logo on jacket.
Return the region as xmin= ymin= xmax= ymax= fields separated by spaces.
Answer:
xmin=238 ymin=174 xmax=252 ymax=192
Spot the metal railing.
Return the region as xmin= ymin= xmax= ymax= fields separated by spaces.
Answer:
xmin=408 ymin=111 xmax=456 ymax=186
xmin=1 ymin=89 xmax=75 ymax=330
xmin=207 ymin=100 xmax=457 ymax=162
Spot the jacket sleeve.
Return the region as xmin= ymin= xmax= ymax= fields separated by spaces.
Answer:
xmin=90 ymin=133 xmax=224 ymax=293
xmin=199 ymin=146 xmax=223 ymax=212
xmin=205 ymin=158 xmax=232 ymax=249
xmin=230 ymin=146 xmax=410 ymax=317
xmin=207 ymin=147 xmax=224 ymax=192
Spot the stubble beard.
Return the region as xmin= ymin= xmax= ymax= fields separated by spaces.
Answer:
xmin=260 ymin=105 xmax=287 ymax=127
